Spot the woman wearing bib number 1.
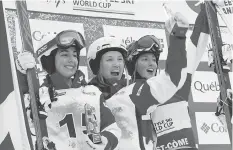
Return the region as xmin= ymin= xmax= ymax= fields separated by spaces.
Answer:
xmin=105 ymin=5 xmax=211 ymax=150
xmin=16 ymin=30 xmax=121 ymax=150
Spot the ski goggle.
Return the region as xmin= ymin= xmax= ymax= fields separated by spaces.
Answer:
xmin=128 ymin=35 xmax=162 ymax=57
xmin=37 ymin=30 xmax=85 ymax=57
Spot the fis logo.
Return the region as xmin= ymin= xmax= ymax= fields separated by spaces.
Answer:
xmin=47 ymin=0 xmax=66 ymax=8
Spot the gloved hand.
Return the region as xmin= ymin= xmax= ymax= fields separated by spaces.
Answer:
xmin=165 ymin=12 xmax=189 ymax=36
xmin=42 ymin=137 xmax=56 ymax=150
xmin=16 ymin=51 xmax=36 ymax=74
xmin=35 ymin=137 xmax=56 ymax=150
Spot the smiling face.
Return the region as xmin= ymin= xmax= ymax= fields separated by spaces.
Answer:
xmin=55 ymin=47 xmax=78 ymax=78
xmin=136 ymin=52 xmax=157 ymax=79
xmin=99 ymin=51 xmax=125 ymax=80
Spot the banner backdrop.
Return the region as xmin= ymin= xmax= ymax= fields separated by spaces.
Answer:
xmin=3 ymin=0 xmax=233 ymax=26
xmin=195 ymin=112 xmax=231 ymax=145
xmin=1 ymin=0 xmax=232 ymax=150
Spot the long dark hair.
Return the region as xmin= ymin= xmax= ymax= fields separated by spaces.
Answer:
xmin=46 ymin=74 xmax=57 ymax=102
xmin=41 ymin=46 xmax=80 ymax=102
xmin=40 ymin=48 xmax=57 ymax=74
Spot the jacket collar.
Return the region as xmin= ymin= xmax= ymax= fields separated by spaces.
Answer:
xmin=49 ymin=70 xmax=85 ymax=90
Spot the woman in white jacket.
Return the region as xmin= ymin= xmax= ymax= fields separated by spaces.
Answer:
xmin=106 ymin=7 xmax=209 ymax=150
xmin=16 ymin=30 xmax=121 ymax=150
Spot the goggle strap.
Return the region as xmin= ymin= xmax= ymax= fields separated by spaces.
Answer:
xmin=36 ymin=38 xmax=57 ymax=57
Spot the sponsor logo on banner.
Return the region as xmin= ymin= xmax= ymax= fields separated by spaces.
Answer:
xmin=195 ymin=112 xmax=230 ymax=144
xmin=103 ymin=25 xmax=168 ymax=60
xmin=200 ymin=122 xmax=228 ymax=134
xmin=26 ymin=0 xmax=136 ymax=19
xmin=191 ymin=71 xmax=221 ymax=102
xmin=72 ymin=0 xmax=135 ymax=10
xmin=193 ymin=80 xmax=220 ymax=93
xmin=46 ymin=0 xmax=66 ymax=8
xmin=47 ymin=0 xmax=135 ymax=10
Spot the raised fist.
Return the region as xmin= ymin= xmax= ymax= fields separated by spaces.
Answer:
xmin=165 ymin=12 xmax=189 ymax=36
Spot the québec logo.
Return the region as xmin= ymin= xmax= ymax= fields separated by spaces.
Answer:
xmin=46 ymin=0 xmax=66 ymax=8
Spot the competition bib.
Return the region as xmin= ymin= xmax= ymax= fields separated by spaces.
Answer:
xmin=44 ymin=87 xmax=101 ymax=150
xmin=151 ymin=100 xmax=196 ymax=150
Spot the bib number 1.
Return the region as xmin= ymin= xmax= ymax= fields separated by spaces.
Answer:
xmin=59 ymin=113 xmax=87 ymax=138
xmin=59 ymin=113 xmax=77 ymax=138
